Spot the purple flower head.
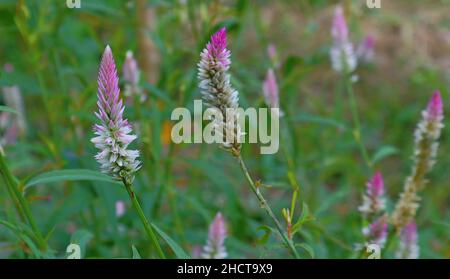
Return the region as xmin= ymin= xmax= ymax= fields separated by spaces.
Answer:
xmin=267 ymin=44 xmax=277 ymax=62
xmin=396 ymin=221 xmax=419 ymax=259
xmin=368 ymin=171 xmax=384 ymax=198
xmin=357 ymin=35 xmax=375 ymax=63
xmin=363 ymin=216 xmax=388 ymax=247
xmin=91 ymin=45 xmax=141 ymax=183
xmin=426 ymin=91 xmax=443 ymax=121
xmin=115 ymin=200 xmax=126 ymax=217
xmin=263 ymin=69 xmax=280 ymax=110
xmin=203 ymin=27 xmax=231 ymax=69
xmin=123 ymin=51 xmax=139 ymax=86
xmin=3 ymin=63 xmax=13 ymax=73
xmin=359 ymin=171 xmax=386 ymax=215
xmin=201 ymin=212 xmax=228 ymax=259
xmin=332 ymin=6 xmax=349 ymax=43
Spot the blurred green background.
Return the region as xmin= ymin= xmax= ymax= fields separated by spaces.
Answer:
xmin=0 ymin=0 xmax=448 ymax=258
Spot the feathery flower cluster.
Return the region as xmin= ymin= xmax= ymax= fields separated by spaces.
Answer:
xmin=123 ymin=51 xmax=145 ymax=103
xmin=392 ymin=91 xmax=444 ymax=231
xmin=91 ymin=46 xmax=141 ymax=184
xmin=198 ymin=28 xmax=243 ymax=156
xmin=262 ymin=69 xmax=282 ymax=116
xmin=330 ymin=6 xmax=357 ymax=74
xmin=359 ymin=172 xmax=388 ymax=248
xmin=357 ymin=35 xmax=375 ymax=63
xmin=359 ymin=172 xmax=386 ymax=215
xmin=201 ymin=212 xmax=228 ymax=259
xmin=396 ymin=221 xmax=419 ymax=259
xmin=362 ymin=215 xmax=388 ymax=248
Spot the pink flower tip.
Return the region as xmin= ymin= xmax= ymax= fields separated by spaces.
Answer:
xmin=402 ymin=221 xmax=418 ymax=243
xmin=210 ymin=212 xmax=227 ymax=239
xmin=332 ymin=6 xmax=348 ymax=43
xmin=363 ymin=35 xmax=375 ymax=49
xmin=368 ymin=171 xmax=384 ymax=197
xmin=209 ymin=27 xmax=227 ymax=57
xmin=427 ymin=91 xmax=443 ymax=119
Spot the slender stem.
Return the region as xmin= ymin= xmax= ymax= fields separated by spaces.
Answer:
xmin=345 ymin=77 xmax=372 ymax=170
xmin=0 ymin=153 xmax=47 ymax=251
xmin=237 ymin=155 xmax=300 ymax=259
xmin=122 ymin=179 xmax=166 ymax=259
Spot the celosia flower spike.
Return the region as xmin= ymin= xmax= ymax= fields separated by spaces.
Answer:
xmin=392 ymin=91 xmax=444 ymax=230
xmin=330 ymin=5 xmax=357 ymax=73
xmin=123 ymin=51 xmax=145 ymax=103
xmin=263 ymin=69 xmax=282 ymax=116
xmin=359 ymin=171 xmax=386 ymax=215
xmin=201 ymin=212 xmax=228 ymax=259
xmin=91 ymin=45 xmax=141 ymax=184
xmin=357 ymin=35 xmax=375 ymax=63
xmin=396 ymin=221 xmax=419 ymax=259
xmin=362 ymin=215 xmax=388 ymax=248
xmin=198 ymin=28 xmax=243 ymax=155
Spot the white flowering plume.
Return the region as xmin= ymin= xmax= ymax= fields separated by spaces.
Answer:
xmin=330 ymin=6 xmax=357 ymax=74
xmin=201 ymin=212 xmax=228 ymax=259
xmin=392 ymin=91 xmax=444 ymax=231
xmin=198 ymin=28 xmax=243 ymax=156
xmin=91 ymin=45 xmax=141 ymax=184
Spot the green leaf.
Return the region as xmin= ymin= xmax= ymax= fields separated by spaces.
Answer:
xmin=24 ymin=169 xmax=121 ymax=192
xmin=151 ymin=223 xmax=190 ymax=259
xmin=371 ymin=145 xmax=399 ymax=164
xmin=0 ymin=105 xmax=18 ymax=114
xmin=256 ymin=225 xmax=273 ymax=245
xmin=131 ymin=245 xmax=142 ymax=259
xmin=296 ymin=242 xmax=315 ymax=259
xmin=292 ymin=203 xmax=315 ymax=235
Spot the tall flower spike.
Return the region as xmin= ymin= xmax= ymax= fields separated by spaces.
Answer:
xmin=330 ymin=6 xmax=357 ymax=73
xmin=392 ymin=91 xmax=444 ymax=230
xmin=198 ymin=28 xmax=243 ymax=156
xmin=362 ymin=215 xmax=388 ymax=248
xmin=396 ymin=221 xmax=419 ymax=259
xmin=357 ymin=35 xmax=375 ymax=63
xmin=359 ymin=172 xmax=386 ymax=215
xmin=263 ymin=69 xmax=283 ymax=116
xmin=91 ymin=45 xmax=141 ymax=184
xmin=201 ymin=212 xmax=228 ymax=259
xmin=123 ymin=50 xmax=145 ymax=103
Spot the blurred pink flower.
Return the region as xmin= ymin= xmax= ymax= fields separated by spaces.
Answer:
xmin=262 ymin=69 xmax=282 ymax=116
xmin=396 ymin=221 xmax=419 ymax=259
xmin=359 ymin=172 xmax=386 ymax=215
xmin=330 ymin=6 xmax=357 ymax=73
xmin=357 ymin=35 xmax=375 ymax=63
xmin=363 ymin=215 xmax=388 ymax=248
xmin=116 ymin=200 xmax=126 ymax=217
xmin=201 ymin=212 xmax=228 ymax=259
xmin=123 ymin=51 xmax=145 ymax=103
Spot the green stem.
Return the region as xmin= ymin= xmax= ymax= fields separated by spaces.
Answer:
xmin=122 ymin=179 xmax=166 ymax=259
xmin=0 ymin=153 xmax=47 ymax=251
xmin=237 ymin=155 xmax=300 ymax=259
xmin=345 ymin=77 xmax=372 ymax=171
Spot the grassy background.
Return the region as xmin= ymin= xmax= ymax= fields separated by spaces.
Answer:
xmin=0 ymin=0 xmax=448 ymax=258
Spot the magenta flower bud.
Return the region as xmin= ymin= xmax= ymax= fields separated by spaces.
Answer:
xmin=115 ymin=200 xmax=126 ymax=217
xmin=331 ymin=6 xmax=349 ymax=43
xmin=357 ymin=35 xmax=375 ymax=63
xmin=262 ymin=69 xmax=282 ymax=116
xmin=426 ymin=91 xmax=443 ymax=121
xmin=330 ymin=5 xmax=357 ymax=73
xmin=363 ymin=216 xmax=388 ymax=248
xmin=91 ymin=45 xmax=141 ymax=183
xmin=123 ymin=51 xmax=139 ymax=86
xmin=359 ymin=171 xmax=386 ymax=215
xmin=201 ymin=212 xmax=228 ymax=259
xmin=396 ymin=221 xmax=419 ymax=259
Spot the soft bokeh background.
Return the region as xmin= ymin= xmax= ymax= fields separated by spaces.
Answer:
xmin=0 ymin=0 xmax=448 ymax=258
